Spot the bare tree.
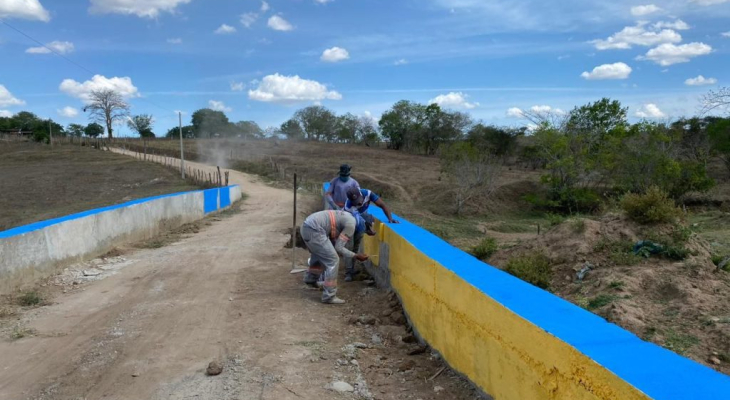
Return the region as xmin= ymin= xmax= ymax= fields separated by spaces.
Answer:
xmin=701 ymin=87 xmax=730 ymax=115
xmin=441 ymin=142 xmax=502 ymax=215
xmin=84 ymin=89 xmax=130 ymax=139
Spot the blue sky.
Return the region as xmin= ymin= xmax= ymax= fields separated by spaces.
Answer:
xmin=0 ymin=0 xmax=729 ymax=135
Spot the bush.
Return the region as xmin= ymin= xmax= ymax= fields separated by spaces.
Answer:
xmin=505 ymin=252 xmax=552 ymax=290
xmin=17 ymin=291 xmax=42 ymax=307
xmin=621 ymin=186 xmax=680 ymax=224
xmin=471 ymin=237 xmax=498 ymax=260
xmin=588 ymin=294 xmax=617 ymax=310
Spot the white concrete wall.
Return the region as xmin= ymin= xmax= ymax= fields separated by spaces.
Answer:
xmin=0 ymin=186 xmax=240 ymax=294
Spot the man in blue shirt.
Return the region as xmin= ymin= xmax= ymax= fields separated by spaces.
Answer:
xmin=325 ymin=164 xmax=360 ymax=210
xmin=343 ymin=187 xmax=399 ymax=281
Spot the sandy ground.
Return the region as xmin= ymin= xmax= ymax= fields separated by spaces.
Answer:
xmin=0 ymin=153 xmax=481 ymax=400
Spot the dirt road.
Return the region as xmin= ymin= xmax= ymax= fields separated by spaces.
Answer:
xmin=0 ymin=155 xmax=480 ymax=400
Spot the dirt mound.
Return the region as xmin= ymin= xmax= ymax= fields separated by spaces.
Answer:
xmin=490 ymin=214 xmax=730 ymax=374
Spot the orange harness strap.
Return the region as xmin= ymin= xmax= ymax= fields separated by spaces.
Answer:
xmin=328 ymin=211 xmax=337 ymax=241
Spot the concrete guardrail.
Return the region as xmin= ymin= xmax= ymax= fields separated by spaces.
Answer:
xmin=0 ymin=185 xmax=242 ymax=294
xmin=323 ymin=183 xmax=730 ymax=400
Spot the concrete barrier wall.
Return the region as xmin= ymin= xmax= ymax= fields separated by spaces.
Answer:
xmin=0 ymin=185 xmax=242 ymax=294
xmin=324 ymin=184 xmax=730 ymax=399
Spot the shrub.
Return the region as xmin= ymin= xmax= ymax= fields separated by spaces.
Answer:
xmin=546 ymin=213 xmax=565 ymax=226
xmin=588 ymin=294 xmax=617 ymax=310
xmin=505 ymin=252 xmax=552 ymax=290
xmin=17 ymin=291 xmax=42 ymax=307
xmin=621 ymin=186 xmax=680 ymax=224
xmin=471 ymin=237 xmax=498 ymax=260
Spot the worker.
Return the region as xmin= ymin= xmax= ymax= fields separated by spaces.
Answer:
xmin=325 ymin=164 xmax=360 ymax=210
xmin=343 ymin=187 xmax=399 ymax=282
xmin=301 ymin=210 xmax=369 ymax=304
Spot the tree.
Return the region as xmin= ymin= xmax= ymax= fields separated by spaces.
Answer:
xmin=85 ymin=89 xmax=130 ymax=139
xmin=357 ymin=116 xmax=380 ymax=146
xmin=67 ymin=123 xmax=85 ymax=137
xmin=379 ymin=100 xmax=425 ymax=151
xmin=127 ymin=114 xmax=155 ymax=138
xmin=440 ymin=142 xmax=502 ymax=215
xmin=235 ymin=121 xmax=264 ymax=138
xmin=293 ymin=106 xmax=337 ymax=141
xmin=166 ymin=125 xmax=195 ymax=139
xmin=335 ymin=113 xmax=360 ymax=143
xmin=280 ymin=119 xmax=304 ymax=140
xmin=708 ymin=117 xmax=730 ymax=173
xmin=191 ymin=108 xmax=229 ymax=138
xmin=418 ymin=104 xmax=471 ymax=155
xmin=84 ymin=122 xmax=104 ymax=138
xmin=467 ymin=124 xmax=521 ymax=156
xmin=701 ymin=87 xmax=730 ymax=115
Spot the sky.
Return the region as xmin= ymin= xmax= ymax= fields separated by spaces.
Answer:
xmin=0 ymin=0 xmax=729 ymax=136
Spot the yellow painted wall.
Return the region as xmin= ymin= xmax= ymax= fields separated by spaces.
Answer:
xmin=364 ymin=221 xmax=651 ymax=400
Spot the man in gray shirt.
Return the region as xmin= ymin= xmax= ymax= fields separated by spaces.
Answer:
xmin=301 ymin=210 xmax=369 ymax=304
xmin=325 ymin=164 xmax=360 ymax=210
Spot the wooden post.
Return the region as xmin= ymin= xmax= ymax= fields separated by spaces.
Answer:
xmin=292 ymin=173 xmax=297 ymax=270
xmin=217 ymin=166 xmax=222 ymax=187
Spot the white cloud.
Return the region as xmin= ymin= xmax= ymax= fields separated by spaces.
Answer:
xmin=268 ymin=15 xmax=293 ymax=31
xmin=722 ymin=31 xmax=730 ymax=38
xmin=240 ymin=12 xmax=258 ymax=28
xmin=167 ymin=38 xmax=182 ymax=44
xmin=261 ymin=1 xmax=269 ymax=12
xmin=653 ymin=19 xmax=689 ymax=30
xmin=26 ymin=40 xmax=74 ymax=54
xmin=0 ymin=110 xmax=13 ymax=118
xmin=631 ymin=4 xmax=661 ymax=16
xmin=248 ymin=73 xmax=342 ymax=103
xmin=208 ymin=100 xmax=231 ymax=112
xmin=215 ymin=24 xmax=236 ymax=34
xmin=89 ymin=0 xmax=191 ymax=18
xmin=506 ymin=107 xmax=524 ymax=118
xmin=685 ymin=75 xmax=718 ymax=86
xmin=57 ymin=106 xmax=79 ymax=118
xmin=507 ymin=105 xmax=564 ymax=118
xmin=429 ymin=92 xmax=479 ymax=110
xmin=230 ymin=81 xmax=245 ymax=91
xmin=0 ymin=84 xmax=25 ymax=107
xmin=394 ymin=59 xmax=408 ymax=66
xmin=59 ymin=75 xmax=139 ymax=102
xmin=321 ymin=47 xmax=350 ymax=62
xmin=635 ymin=103 xmax=666 ymax=119
xmin=592 ymin=22 xmax=681 ymax=50
xmin=0 ymin=0 xmax=50 ymax=21
xmin=690 ymin=0 xmax=729 ymax=5
xmin=638 ymin=42 xmax=712 ymax=66
xmin=581 ymin=62 xmax=632 ymax=80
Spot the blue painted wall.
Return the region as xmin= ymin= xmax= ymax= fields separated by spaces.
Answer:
xmin=0 ymin=185 xmax=241 ymax=239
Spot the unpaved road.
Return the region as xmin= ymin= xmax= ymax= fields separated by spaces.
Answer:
xmin=0 ymin=154 xmax=480 ymax=400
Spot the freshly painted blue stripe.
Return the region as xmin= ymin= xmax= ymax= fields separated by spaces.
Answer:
xmin=0 ymin=185 xmax=242 ymax=240
xmin=0 ymin=190 xmax=200 ymax=240
xmin=203 ymin=188 xmax=220 ymax=214
xmin=324 ymin=183 xmax=730 ymax=399
xmin=220 ymin=187 xmax=231 ymax=209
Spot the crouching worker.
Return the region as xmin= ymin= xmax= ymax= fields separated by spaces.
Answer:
xmin=301 ymin=210 xmax=369 ymax=304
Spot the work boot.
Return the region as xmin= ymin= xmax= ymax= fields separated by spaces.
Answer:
xmin=323 ymin=297 xmax=346 ymax=305
xmin=344 ymin=273 xmax=354 ymax=282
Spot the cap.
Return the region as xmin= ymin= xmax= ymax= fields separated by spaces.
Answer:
xmin=347 ymin=187 xmax=364 ymax=206
xmin=339 ymin=164 xmax=352 ymax=177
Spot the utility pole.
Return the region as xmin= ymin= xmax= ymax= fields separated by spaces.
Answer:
xmin=179 ymin=112 xmax=185 ymax=179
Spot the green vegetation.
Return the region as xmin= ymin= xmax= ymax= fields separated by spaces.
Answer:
xmin=570 ymin=218 xmax=586 ymax=233
xmin=10 ymin=326 xmax=35 ymax=340
xmin=471 ymin=237 xmax=498 ymax=261
xmin=588 ymin=294 xmax=617 ymax=310
xmin=17 ymin=291 xmax=42 ymax=307
xmin=594 ymin=239 xmax=642 ymax=266
xmin=663 ymin=329 xmax=699 ymax=355
xmin=621 ymin=186 xmax=681 ymax=224
xmin=505 ymin=252 xmax=552 ymax=290
xmin=608 ymin=281 xmax=625 ymax=290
